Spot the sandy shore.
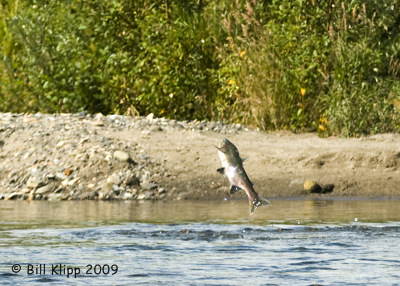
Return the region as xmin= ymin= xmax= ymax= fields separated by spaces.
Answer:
xmin=133 ymin=127 xmax=400 ymax=200
xmin=1 ymin=113 xmax=399 ymax=201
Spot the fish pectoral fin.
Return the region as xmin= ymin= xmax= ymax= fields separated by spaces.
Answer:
xmin=217 ymin=167 xmax=225 ymax=175
xmin=249 ymin=197 xmax=271 ymax=214
xmin=230 ymin=185 xmax=242 ymax=195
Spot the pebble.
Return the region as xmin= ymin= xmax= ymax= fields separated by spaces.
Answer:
xmin=107 ymin=174 xmax=121 ymax=185
xmin=137 ymin=191 xmax=155 ymax=200
xmin=125 ymin=175 xmax=140 ymax=186
xmin=35 ymin=184 xmax=54 ymax=194
xmin=91 ymin=121 xmax=104 ymax=126
xmin=141 ymin=182 xmax=159 ymax=190
xmin=47 ymin=193 xmax=62 ymax=201
xmin=123 ymin=192 xmax=133 ymax=199
xmin=56 ymin=172 xmax=68 ymax=180
xmin=67 ymin=177 xmax=80 ymax=186
xmin=27 ymin=180 xmax=42 ymax=189
xmin=113 ymin=150 xmax=130 ymax=162
xmin=5 ymin=192 xmax=21 ymax=200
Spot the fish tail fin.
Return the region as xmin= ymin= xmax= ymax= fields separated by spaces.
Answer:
xmin=249 ymin=196 xmax=271 ymax=214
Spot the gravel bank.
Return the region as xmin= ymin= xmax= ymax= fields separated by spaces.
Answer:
xmin=0 ymin=113 xmax=249 ymax=201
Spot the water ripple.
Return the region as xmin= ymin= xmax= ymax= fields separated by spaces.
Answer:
xmin=2 ymin=221 xmax=400 ymax=285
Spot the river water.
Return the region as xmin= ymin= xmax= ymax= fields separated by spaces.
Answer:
xmin=0 ymin=199 xmax=399 ymax=285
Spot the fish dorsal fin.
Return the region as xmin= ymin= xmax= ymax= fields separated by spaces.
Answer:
xmin=216 ymin=167 xmax=225 ymax=175
xmin=230 ymin=185 xmax=242 ymax=195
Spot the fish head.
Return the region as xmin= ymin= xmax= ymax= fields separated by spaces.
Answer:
xmin=217 ymin=138 xmax=242 ymax=166
xmin=217 ymin=138 xmax=238 ymax=154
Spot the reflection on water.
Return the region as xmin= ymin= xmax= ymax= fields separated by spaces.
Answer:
xmin=0 ymin=199 xmax=400 ymax=285
xmin=0 ymin=199 xmax=400 ymax=228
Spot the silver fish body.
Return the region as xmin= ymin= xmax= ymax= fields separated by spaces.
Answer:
xmin=217 ymin=138 xmax=270 ymax=214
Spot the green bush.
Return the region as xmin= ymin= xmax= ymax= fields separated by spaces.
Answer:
xmin=1 ymin=0 xmax=399 ymax=136
xmin=320 ymin=1 xmax=400 ymax=135
xmin=0 ymin=0 xmax=222 ymax=118
xmin=215 ymin=1 xmax=332 ymax=130
xmin=214 ymin=0 xmax=400 ymax=135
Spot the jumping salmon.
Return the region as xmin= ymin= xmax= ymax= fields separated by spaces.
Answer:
xmin=216 ymin=138 xmax=270 ymax=214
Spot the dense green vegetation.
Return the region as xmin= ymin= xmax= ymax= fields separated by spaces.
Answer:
xmin=1 ymin=0 xmax=400 ymax=136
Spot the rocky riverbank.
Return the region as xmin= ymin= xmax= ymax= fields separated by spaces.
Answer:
xmin=1 ymin=112 xmax=400 ymax=201
xmin=0 ymin=112 xmax=248 ymax=201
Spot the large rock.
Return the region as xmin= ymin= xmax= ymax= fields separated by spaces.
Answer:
xmin=304 ymin=180 xmax=323 ymax=193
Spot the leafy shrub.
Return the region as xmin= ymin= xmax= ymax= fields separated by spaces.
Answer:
xmin=0 ymin=0 xmax=221 ymax=118
xmin=320 ymin=2 xmax=400 ymax=135
xmin=0 ymin=0 xmax=399 ymax=136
